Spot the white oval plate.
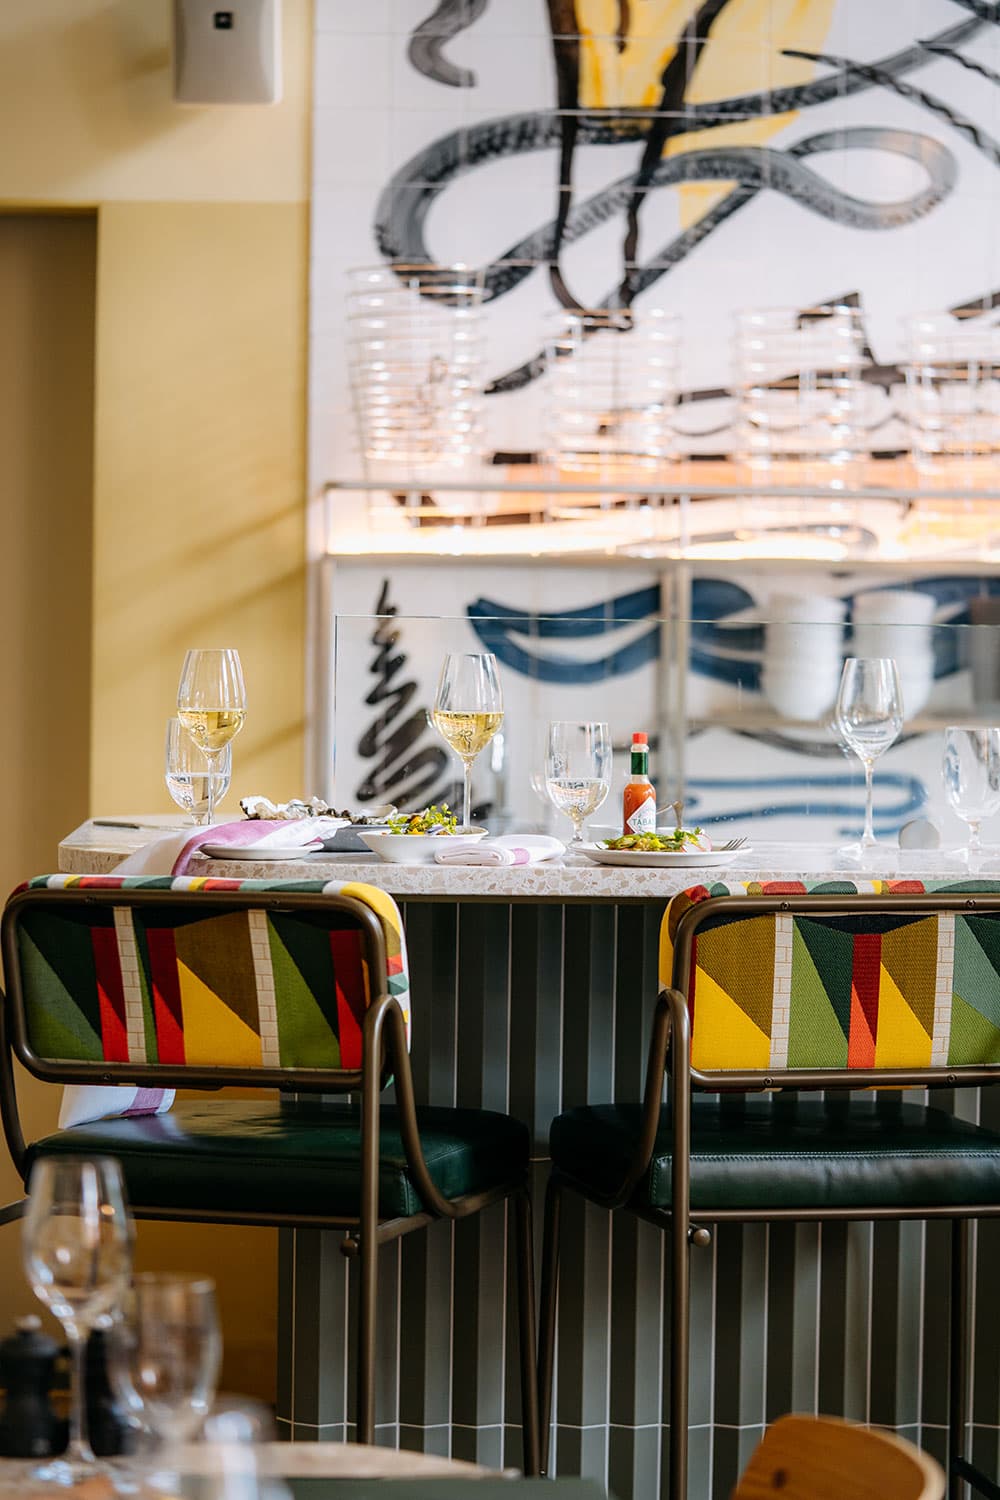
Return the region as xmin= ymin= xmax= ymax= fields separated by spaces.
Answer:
xmin=580 ymin=844 xmax=751 ymax=869
xmin=200 ymin=842 xmax=323 ymax=861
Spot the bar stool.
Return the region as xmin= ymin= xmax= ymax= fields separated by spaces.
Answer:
xmin=0 ymin=875 xmax=540 ymax=1473
xmin=538 ymin=883 xmax=1000 ymax=1497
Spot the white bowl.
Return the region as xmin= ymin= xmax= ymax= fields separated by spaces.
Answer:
xmin=358 ymin=828 xmax=489 ymax=864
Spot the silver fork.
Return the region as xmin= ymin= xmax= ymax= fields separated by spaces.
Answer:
xmin=719 ymin=836 xmax=748 ymax=851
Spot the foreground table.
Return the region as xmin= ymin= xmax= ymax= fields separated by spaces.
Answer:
xmin=56 ymin=824 xmax=996 ymax=1498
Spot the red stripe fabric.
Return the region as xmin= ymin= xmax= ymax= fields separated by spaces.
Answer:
xmin=91 ymin=925 xmax=128 ymax=1063
xmin=145 ymin=927 xmax=186 ymax=1065
xmin=848 ymin=931 xmax=881 ymax=1067
xmin=330 ymin=928 xmax=366 ymax=1069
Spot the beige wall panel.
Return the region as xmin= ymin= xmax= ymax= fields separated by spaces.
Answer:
xmin=0 ymin=0 xmax=310 ymax=205
xmin=91 ymin=200 xmax=308 ymax=816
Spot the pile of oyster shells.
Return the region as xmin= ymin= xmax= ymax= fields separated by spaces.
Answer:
xmin=240 ymin=796 xmax=395 ymax=824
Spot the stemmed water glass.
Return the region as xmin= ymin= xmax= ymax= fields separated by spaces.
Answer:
xmin=22 ymin=1158 xmax=134 ymax=1488
xmin=943 ymin=725 xmax=1000 ymax=868
xmin=108 ymin=1273 xmax=222 ymax=1462
xmin=835 ymin=657 xmax=904 ymax=850
xmin=165 ymin=718 xmax=232 ymax=825
xmin=431 ymin=653 xmax=504 ymax=832
xmin=176 ymin=649 xmax=246 ymax=826
xmin=544 ymin=721 xmax=612 ymax=846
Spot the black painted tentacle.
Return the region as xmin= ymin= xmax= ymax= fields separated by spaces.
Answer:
xmin=407 ymin=0 xmax=489 ymax=88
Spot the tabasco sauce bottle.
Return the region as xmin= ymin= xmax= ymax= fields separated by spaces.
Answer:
xmin=622 ymin=732 xmax=656 ymax=835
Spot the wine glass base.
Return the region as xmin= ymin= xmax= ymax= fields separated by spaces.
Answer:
xmin=22 ymin=1455 xmax=124 ymax=1491
xmin=835 ymin=840 xmax=897 ymax=871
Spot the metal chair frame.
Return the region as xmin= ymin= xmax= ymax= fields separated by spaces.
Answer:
xmin=537 ymin=892 xmax=1000 ymax=1500
xmin=0 ymin=884 xmax=540 ymax=1473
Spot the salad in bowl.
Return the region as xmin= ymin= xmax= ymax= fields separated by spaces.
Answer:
xmin=359 ymin=804 xmax=488 ymax=864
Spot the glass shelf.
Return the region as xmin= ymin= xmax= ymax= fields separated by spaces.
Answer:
xmin=326 ymin=476 xmax=1000 ymax=502
xmin=322 ymin=467 xmax=1000 ymax=566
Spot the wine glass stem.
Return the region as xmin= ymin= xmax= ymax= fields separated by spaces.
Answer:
xmin=862 ymin=759 xmax=876 ymax=847
xmin=569 ymin=814 xmax=584 ymax=845
xmin=204 ymin=749 xmax=220 ymax=824
xmin=462 ymin=758 xmax=474 ymax=833
xmin=66 ymin=1328 xmax=95 ymax=1465
xmin=969 ymin=821 xmax=982 ymax=855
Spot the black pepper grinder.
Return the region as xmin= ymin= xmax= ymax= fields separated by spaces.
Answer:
xmin=85 ymin=1328 xmax=134 ymax=1458
xmin=0 ymin=1315 xmax=66 ymax=1458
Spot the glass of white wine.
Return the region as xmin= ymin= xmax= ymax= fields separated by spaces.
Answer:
xmin=544 ymin=721 xmax=612 ymax=846
xmin=176 ymin=648 xmax=247 ymax=825
xmin=432 ymin=653 xmax=504 ymax=832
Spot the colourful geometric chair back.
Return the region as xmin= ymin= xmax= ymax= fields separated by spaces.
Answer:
xmin=3 ymin=876 xmax=410 ymax=1083
xmin=660 ymin=879 xmax=1000 ymax=1075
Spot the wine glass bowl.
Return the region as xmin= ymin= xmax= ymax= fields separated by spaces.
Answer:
xmin=165 ymin=717 xmax=232 ymax=825
xmin=544 ymin=721 xmax=612 ymax=846
xmin=176 ymin=649 xmax=246 ymax=825
xmin=22 ymin=1157 xmax=133 ymax=1486
xmin=431 ymin=653 xmax=504 ymax=832
xmin=834 ymin=657 xmax=904 ymax=850
xmin=943 ymin=724 xmax=1000 ymax=866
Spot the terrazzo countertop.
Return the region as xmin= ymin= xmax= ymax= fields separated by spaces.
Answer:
xmin=56 ymin=820 xmax=969 ymax=901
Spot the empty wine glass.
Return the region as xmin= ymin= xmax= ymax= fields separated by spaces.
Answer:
xmin=176 ymin=649 xmax=247 ymax=825
xmin=835 ymin=657 xmax=904 ymax=849
xmin=165 ymin=718 xmax=232 ymax=825
xmin=943 ymin=725 xmax=1000 ymax=867
xmin=108 ymin=1274 xmax=222 ymax=1456
xmin=544 ymin=721 xmax=612 ymax=846
xmin=431 ymin=653 xmax=504 ymax=832
xmin=23 ymin=1158 xmax=134 ymax=1488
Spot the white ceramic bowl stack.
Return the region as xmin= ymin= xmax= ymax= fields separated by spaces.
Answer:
xmin=850 ymin=589 xmax=936 ymax=717
xmin=761 ymin=592 xmax=847 ymax=722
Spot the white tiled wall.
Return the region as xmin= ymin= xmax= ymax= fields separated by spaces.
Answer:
xmin=309 ymin=0 xmax=1000 ymax=487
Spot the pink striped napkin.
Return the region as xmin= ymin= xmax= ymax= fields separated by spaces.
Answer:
xmin=433 ymin=835 xmax=564 ymax=867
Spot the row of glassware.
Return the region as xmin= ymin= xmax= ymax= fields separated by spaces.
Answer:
xmin=345 ymin=263 xmax=1000 ymax=483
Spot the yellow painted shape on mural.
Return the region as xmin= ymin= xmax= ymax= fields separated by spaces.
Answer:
xmin=691 ymin=967 xmax=770 ymax=1071
xmin=576 ymin=0 xmax=686 ymax=111
xmin=576 ymin=0 xmax=837 ymax=227
xmin=177 ymin=960 xmax=262 ymax=1068
xmin=873 ymin=964 xmax=932 ymax=1069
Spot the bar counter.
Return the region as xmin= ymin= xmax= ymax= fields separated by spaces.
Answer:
xmin=54 ymin=823 xmax=999 ymax=1499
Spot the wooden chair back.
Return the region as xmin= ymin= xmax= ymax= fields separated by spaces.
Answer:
xmin=732 ymin=1415 xmax=945 ymax=1500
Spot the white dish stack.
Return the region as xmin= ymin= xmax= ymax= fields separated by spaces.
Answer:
xmin=850 ymin=589 xmax=936 ymax=717
xmin=761 ymin=593 xmax=847 ymax=722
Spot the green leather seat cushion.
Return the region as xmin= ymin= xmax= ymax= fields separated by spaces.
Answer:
xmin=27 ymin=1100 xmax=529 ymax=1220
xmin=550 ymin=1098 xmax=1000 ymax=1210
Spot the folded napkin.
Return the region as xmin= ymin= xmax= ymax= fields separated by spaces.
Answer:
xmin=59 ymin=1085 xmax=175 ymax=1130
xmin=114 ymin=819 xmax=327 ymax=878
xmin=433 ymin=834 xmax=565 ymax=867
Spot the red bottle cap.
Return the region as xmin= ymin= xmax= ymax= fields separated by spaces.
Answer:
xmin=631 ymin=732 xmax=648 ymax=745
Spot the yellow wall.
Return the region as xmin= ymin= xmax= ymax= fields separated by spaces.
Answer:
xmin=0 ymin=0 xmax=312 ymax=1401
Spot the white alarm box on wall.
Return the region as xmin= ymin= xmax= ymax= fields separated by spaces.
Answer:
xmin=173 ymin=0 xmax=282 ymax=104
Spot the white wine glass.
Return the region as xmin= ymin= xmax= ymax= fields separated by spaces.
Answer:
xmin=23 ymin=1158 xmax=134 ymax=1487
xmin=176 ymin=649 xmax=246 ymax=825
xmin=165 ymin=717 xmax=232 ymax=826
xmin=431 ymin=653 xmax=504 ymax=832
xmin=835 ymin=657 xmax=904 ymax=849
xmin=544 ymin=721 xmax=612 ymax=846
xmin=943 ymin=724 xmax=1000 ymax=868
xmin=108 ymin=1273 xmax=222 ymax=1459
